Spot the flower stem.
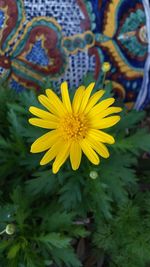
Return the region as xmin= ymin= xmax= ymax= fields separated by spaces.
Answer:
xmin=102 ymin=72 xmax=106 ymax=88
xmin=0 ymin=229 xmax=6 ymax=235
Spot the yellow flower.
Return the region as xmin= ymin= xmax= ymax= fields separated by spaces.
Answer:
xmin=29 ymin=82 xmax=121 ymax=174
xmin=102 ymin=62 xmax=111 ymax=72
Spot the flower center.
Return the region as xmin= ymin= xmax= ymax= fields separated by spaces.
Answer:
xmin=60 ymin=113 xmax=88 ymax=141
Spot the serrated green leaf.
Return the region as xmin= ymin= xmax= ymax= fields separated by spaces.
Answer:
xmin=25 ymin=170 xmax=56 ymax=196
xmin=37 ymin=232 xmax=71 ymax=249
xmin=114 ymin=129 xmax=150 ymax=155
xmin=51 ymin=247 xmax=82 ymax=267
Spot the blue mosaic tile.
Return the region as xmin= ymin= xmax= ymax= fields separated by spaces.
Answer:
xmin=26 ymin=40 xmax=49 ymax=66
xmin=0 ymin=10 xmax=5 ymax=29
xmin=10 ymin=79 xmax=26 ymax=93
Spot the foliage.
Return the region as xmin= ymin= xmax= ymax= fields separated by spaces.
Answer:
xmin=93 ymin=193 xmax=150 ymax=267
xmin=0 ymin=82 xmax=150 ymax=266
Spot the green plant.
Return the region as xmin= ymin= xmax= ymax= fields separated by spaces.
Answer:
xmin=0 ymin=82 xmax=150 ymax=267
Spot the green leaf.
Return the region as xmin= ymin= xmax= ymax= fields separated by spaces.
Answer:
xmin=51 ymin=247 xmax=82 ymax=267
xmin=37 ymin=232 xmax=71 ymax=249
xmin=7 ymin=243 xmax=21 ymax=259
xmin=71 ymin=226 xmax=89 ymax=238
xmin=115 ymin=110 xmax=145 ymax=133
xmin=114 ymin=129 xmax=150 ymax=155
xmin=25 ymin=170 xmax=56 ymax=196
xmin=11 ymin=188 xmax=31 ymax=225
xmin=0 ymin=240 xmax=12 ymax=252
xmin=41 ymin=211 xmax=74 ymax=232
xmin=59 ymin=176 xmax=83 ymax=210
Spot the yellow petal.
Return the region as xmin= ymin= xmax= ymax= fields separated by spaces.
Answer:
xmin=88 ymin=129 xmax=115 ymax=144
xmin=72 ymin=86 xmax=85 ymax=113
xmin=79 ymin=139 xmax=100 ymax=165
xmin=52 ymin=141 xmax=71 ymax=173
xmin=38 ymin=95 xmax=56 ymax=115
xmin=29 ymin=118 xmax=58 ymax=129
xmin=31 ymin=130 xmax=59 ymax=153
xmin=29 ymin=107 xmax=59 ymax=121
xmin=60 ymin=81 xmax=72 ymax=113
xmin=46 ymin=89 xmax=67 ymax=116
xmin=40 ymin=139 xmax=63 ymax=165
xmin=91 ymin=116 xmax=121 ymax=129
xmin=70 ymin=141 xmax=82 ymax=170
xmin=86 ymin=136 xmax=110 ymax=158
xmin=98 ymin=107 xmax=122 ymax=119
xmin=88 ymin=98 xmax=115 ymax=118
xmin=84 ymin=89 xmax=105 ymax=114
xmin=79 ymin=82 xmax=95 ymax=113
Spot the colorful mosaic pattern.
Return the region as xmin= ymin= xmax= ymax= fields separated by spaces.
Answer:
xmin=0 ymin=0 xmax=149 ymax=108
xmin=135 ymin=0 xmax=150 ymax=109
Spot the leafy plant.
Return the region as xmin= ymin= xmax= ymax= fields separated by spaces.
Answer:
xmin=0 ymin=82 xmax=150 ymax=266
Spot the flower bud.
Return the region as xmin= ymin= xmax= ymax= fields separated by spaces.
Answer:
xmin=89 ymin=171 xmax=98 ymax=179
xmin=102 ymin=62 xmax=111 ymax=72
xmin=5 ymin=224 xmax=15 ymax=235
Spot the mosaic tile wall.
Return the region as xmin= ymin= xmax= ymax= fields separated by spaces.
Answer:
xmin=0 ymin=0 xmax=149 ymax=108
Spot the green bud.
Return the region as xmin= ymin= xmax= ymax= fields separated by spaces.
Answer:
xmin=89 ymin=171 xmax=98 ymax=179
xmin=5 ymin=224 xmax=15 ymax=235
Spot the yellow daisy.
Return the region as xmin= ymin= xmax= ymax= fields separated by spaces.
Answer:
xmin=29 ymin=82 xmax=122 ymax=174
